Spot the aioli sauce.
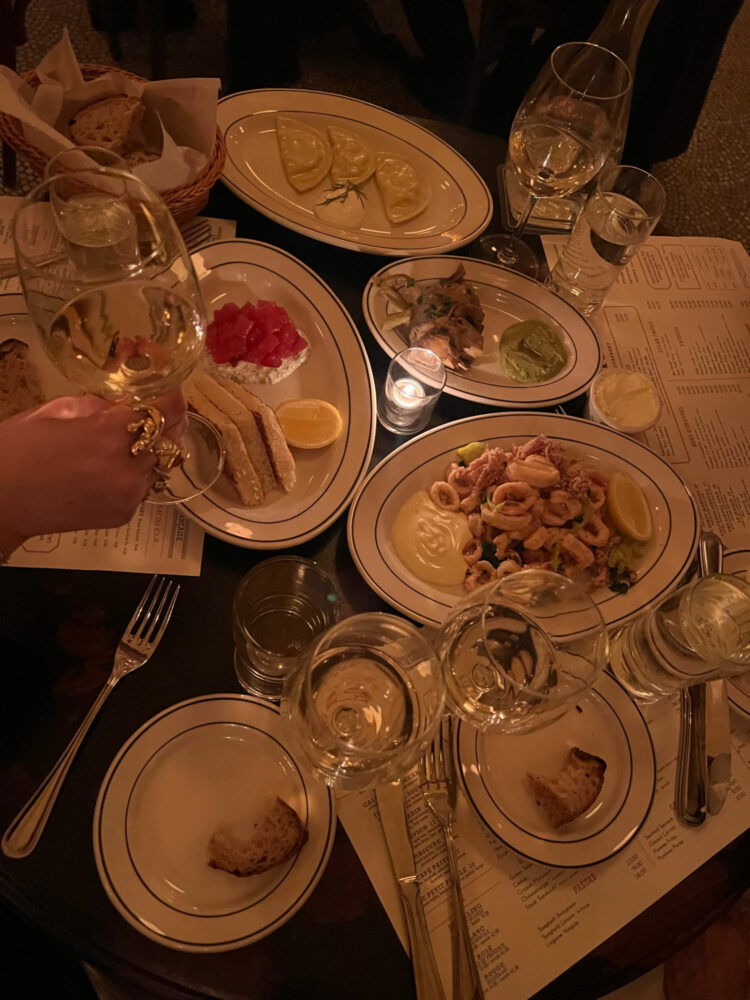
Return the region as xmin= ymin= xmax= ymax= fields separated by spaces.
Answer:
xmin=592 ymin=370 xmax=660 ymax=432
xmin=392 ymin=490 xmax=471 ymax=586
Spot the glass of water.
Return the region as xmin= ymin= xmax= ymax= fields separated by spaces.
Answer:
xmin=435 ymin=569 xmax=608 ymax=733
xmin=546 ymin=164 xmax=666 ymax=315
xmin=233 ymin=556 xmax=339 ymax=700
xmin=609 ymin=573 xmax=750 ymax=701
xmin=281 ymin=613 xmax=444 ymax=791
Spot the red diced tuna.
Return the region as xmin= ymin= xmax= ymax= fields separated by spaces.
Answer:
xmin=262 ymin=353 xmax=282 ymax=368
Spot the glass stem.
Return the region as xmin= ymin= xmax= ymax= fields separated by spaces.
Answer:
xmin=511 ymin=192 xmax=539 ymax=241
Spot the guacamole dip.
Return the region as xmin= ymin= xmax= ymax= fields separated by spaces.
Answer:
xmin=499 ymin=320 xmax=568 ymax=383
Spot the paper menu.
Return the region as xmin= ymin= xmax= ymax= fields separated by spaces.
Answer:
xmin=5 ymin=503 xmax=204 ymax=575
xmin=542 ymin=235 xmax=750 ymax=548
xmin=338 ymin=705 xmax=750 ymax=1000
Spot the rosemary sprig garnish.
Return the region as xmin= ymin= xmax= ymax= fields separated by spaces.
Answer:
xmin=317 ymin=180 xmax=368 ymax=207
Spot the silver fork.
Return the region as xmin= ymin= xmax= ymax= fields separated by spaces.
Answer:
xmin=2 ymin=576 xmax=180 ymax=859
xmin=419 ymin=716 xmax=484 ymax=1000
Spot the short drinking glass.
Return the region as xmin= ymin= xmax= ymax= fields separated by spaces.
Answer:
xmin=609 ymin=572 xmax=750 ymax=700
xmin=281 ymin=613 xmax=445 ymax=791
xmin=233 ymin=556 xmax=339 ymax=700
xmin=546 ymin=164 xmax=666 ymax=315
xmin=435 ymin=569 xmax=608 ymax=733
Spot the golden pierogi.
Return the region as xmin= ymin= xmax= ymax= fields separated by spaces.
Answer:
xmin=276 ymin=115 xmax=332 ymax=192
xmin=375 ymin=152 xmax=430 ymax=224
xmin=327 ymin=126 xmax=376 ymax=186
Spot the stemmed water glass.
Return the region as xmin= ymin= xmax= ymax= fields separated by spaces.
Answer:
xmin=13 ymin=164 xmax=224 ymax=502
xmin=434 ymin=570 xmax=608 ymax=733
xmin=281 ymin=613 xmax=445 ymax=792
xmin=474 ymin=41 xmax=632 ymax=280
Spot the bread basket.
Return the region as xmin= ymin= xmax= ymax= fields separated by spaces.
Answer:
xmin=0 ymin=64 xmax=226 ymax=225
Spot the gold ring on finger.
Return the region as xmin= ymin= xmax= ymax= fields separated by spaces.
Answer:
xmin=127 ymin=405 xmax=166 ymax=456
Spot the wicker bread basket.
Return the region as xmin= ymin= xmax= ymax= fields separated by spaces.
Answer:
xmin=0 ymin=64 xmax=226 ymax=225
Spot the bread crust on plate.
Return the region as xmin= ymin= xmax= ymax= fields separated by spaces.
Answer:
xmin=207 ymin=797 xmax=308 ymax=877
xmin=527 ymin=746 xmax=606 ymax=828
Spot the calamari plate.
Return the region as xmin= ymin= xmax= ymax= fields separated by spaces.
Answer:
xmin=347 ymin=412 xmax=699 ymax=630
xmin=724 ymin=549 xmax=750 ymax=720
xmin=455 ymin=671 xmax=655 ymax=867
xmin=217 ymin=89 xmax=492 ymax=256
xmin=363 ymin=256 xmax=600 ymax=407
xmin=183 ymin=239 xmax=376 ymax=548
xmin=93 ymin=694 xmax=336 ymax=952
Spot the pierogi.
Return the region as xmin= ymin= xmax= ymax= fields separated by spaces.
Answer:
xmin=374 ymin=152 xmax=430 ymax=224
xmin=276 ymin=116 xmax=332 ymax=192
xmin=327 ymin=126 xmax=376 ymax=186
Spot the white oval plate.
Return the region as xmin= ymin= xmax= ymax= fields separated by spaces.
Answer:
xmin=724 ymin=549 xmax=750 ymax=720
xmin=347 ymin=412 xmax=699 ymax=630
xmin=93 ymin=694 xmax=336 ymax=952
xmin=217 ymin=89 xmax=493 ymax=256
xmin=363 ymin=257 xmax=600 ymax=407
xmin=455 ymin=672 xmax=655 ymax=867
xmin=183 ymin=240 xmax=376 ymax=548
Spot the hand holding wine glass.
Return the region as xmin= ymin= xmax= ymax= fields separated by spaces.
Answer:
xmin=475 ymin=41 xmax=632 ymax=279
xmin=13 ymin=164 xmax=223 ymax=502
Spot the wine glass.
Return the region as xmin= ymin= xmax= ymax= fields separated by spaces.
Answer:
xmin=281 ymin=613 xmax=445 ymax=792
xmin=475 ymin=41 xmax=632 ymax=280
xmin=434 ymin=569 xmax=608 ymax=733
xmin=13 ymin=165 xmax=224 ymax=502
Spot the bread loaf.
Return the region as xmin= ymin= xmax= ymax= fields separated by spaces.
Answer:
xmin=527 ymin=747 xmax=606 ymax=828
xmin=68 ymin=96 xmax=148 ymax=158
xmin=207 ymin=797 xmax=308 ymax=877
xmin=0 ymin=339 xmax=45 ymax=421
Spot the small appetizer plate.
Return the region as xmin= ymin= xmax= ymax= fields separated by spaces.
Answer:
xmin=93 ymin=694 xmax=336 ymax=951
xmin=217 ymin=89 xmax=492 ymax=256
xmin=363 ymin=256 xmax=600 ymax=408
xmin=455 ymin=672 xmax=656 ymax=867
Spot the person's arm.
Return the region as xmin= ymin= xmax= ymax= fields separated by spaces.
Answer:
xmin=0 ymin=391 xmax=187 ymax=562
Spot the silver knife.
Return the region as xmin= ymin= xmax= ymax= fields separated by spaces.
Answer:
xmin=376 ymin=780 xmax=446 ymax=1000
xmin=706 ymin=678 xmax=731 ymax=814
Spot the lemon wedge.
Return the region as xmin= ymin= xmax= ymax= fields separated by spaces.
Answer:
xmin=607 ymin=471 xmax=653 ymax=542
xmin=275 ymin=398 xmax=344 ymax=449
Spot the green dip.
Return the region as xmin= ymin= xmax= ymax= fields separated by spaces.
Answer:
xmin=499 ymin=320 xmax=568 ymax=383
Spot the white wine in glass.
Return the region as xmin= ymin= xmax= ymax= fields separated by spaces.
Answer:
xmin=14 ymin=165 xmax=223 ymax=503
xmin=475 ymin=41 xmax=632 ymax=279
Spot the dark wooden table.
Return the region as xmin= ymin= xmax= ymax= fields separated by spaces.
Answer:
xmin=0 ymin=118 xmax=748 ymax=1000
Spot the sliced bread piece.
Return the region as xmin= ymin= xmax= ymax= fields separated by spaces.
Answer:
xmin=191 ymin=371 xmax=276 ymax=494
xmin=184 ymin=382 xmax=264 ymax=506
xmin=68 ymin=96 xmax=146 ymax=156
xmin=527 ymin=747 xmax=606 ymax=828
xmin=0 ymin=338 xmax=45 ymax=421
xmin=208 ymin=797 xmax=308 ymax=877
xmin=218 ymin=378 xmax=296 ymax=493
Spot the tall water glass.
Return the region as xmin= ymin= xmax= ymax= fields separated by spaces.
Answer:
xmin=609 ymin=573 xmax=750 ymax=701
xmin=546 ymin=164 xmax=665 ymax=315
xmin=435 ymin=570 xmax=608 ymax=733
xmin=281 ymin=613 xmax=445 ymax=791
